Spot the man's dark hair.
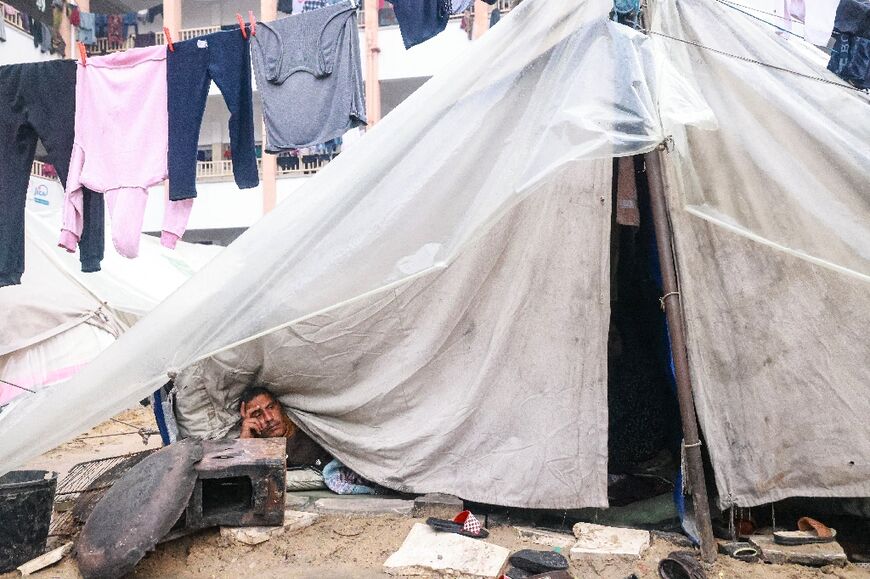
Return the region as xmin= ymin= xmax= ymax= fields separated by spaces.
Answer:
xmin=238 ymin=386 xmax=277 ymax=411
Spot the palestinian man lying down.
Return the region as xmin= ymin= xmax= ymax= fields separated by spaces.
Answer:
xmin=238 ymin=385 xmax=332 ymax=469
xmin=238 ymin=385 xmax=387 ymax=495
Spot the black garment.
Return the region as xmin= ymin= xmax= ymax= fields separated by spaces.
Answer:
xmin=834 ymin=0 xmax=870 ymax=36
xmin=134 ymin=31 xmax=156 ymax=47
xmin=167 ymin=29 xmax=259 ymax=200
xmin=390 ymin=0 xmax=450 ymax=49
xmin=278 ymin=0 xmax=294 ymax=13
xmin=146 ymin=4 xmax=162 ymax=23
xmin=286 ymin=429 xmax=332 ymax=468
xmin=0 ymin=61 xmax=104 ymax=287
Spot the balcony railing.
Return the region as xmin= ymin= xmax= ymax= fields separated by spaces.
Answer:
xmin=78 ymin=1 xmax=515 ymax=54
xmin=31 ymin=160 xmax=60 ymax=181
xmin=196 ymin=155 xmax=332 ymax=179
xmin=1 ymin=1 xmax=29 ymax=33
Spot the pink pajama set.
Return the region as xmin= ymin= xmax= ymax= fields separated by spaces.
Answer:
xmin=59 ymin=45 xmax=193 ymax=259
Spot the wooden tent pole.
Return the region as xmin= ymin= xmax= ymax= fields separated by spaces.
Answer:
xmin=644 ymin=148 xmax=717 ymax=563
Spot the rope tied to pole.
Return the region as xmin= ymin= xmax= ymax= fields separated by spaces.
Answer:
xmin=660 ymin=290 xmax=681 ymax=311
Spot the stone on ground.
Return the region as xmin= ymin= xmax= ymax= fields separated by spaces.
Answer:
xmin=413 ymin=493 xmax=464 ymax=519
xmin=220 ymin=510 xmax=319 ymax=545
xmin=314 ymin=497 xmax=414 ymax=516
xmin=748 ymin=535 xmax=847 ymax=567
xmin=570 ymin=522 xmax=650 ymax=560
xmin=514 ymin=527 xmax=576 ymax=549
xmin=383 ymin=522 xmax=510 ymax=577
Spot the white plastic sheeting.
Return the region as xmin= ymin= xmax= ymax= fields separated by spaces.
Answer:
xmin=0 ymin=0 xmax=661 ymax=507
xmin=1 ymin=0 xmax=868 ymax=510
xmin=0 ymin=184 xmax=221 ymax=405
xmin=653 ymin=0 xmax=870 ymax=506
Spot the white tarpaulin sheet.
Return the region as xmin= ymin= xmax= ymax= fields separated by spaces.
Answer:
xmin=0 ymin=0 xmax=660 ymax=508
xmin=653 ymin=0 xmax=870 ymax=506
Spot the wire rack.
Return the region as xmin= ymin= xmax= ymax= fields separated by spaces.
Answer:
xmin=49 ymin=449 xmax=157 ymax=536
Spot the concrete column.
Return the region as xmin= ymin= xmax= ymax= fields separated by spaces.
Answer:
xmin=163 ymin=0 xmax=183 ymax=39
xmin=211 ymin=142 xmax=223 ymax=163
xmin=364 ymin=0 xmax=381 ymax=125
xmin=261 ymin=0 xmax=278 ymax=214
xmin=472 ymin=0 xmax=491 ymax=39
xmin=62 ymin=6 xmax=72 ymax=58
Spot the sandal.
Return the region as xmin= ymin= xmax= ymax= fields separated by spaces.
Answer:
xmin=426 ymin=510 xmax=489 ymax=538
xmin=773 ymin=517 xmax=836 ymax=545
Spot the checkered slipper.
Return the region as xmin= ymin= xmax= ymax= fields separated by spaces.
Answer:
xmin=426 ymin=510 xmax=489 ymax=538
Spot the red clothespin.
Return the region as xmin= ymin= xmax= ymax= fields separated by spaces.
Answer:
xmin=248 ymin=10 xmax=256 ymax=36
xmin=77 ymin=41 xmax=87 ymax=65
xmin=163 ymin=26 xmax=175 ymax=52
xmin=235 ymin=13 xmax=248 ymax=39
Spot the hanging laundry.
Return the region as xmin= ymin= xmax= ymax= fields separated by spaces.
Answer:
xmin=167 ymin=28 xmax=259 ymax=200
xmin=69 ymin=5 xmax=80 ymax=26
xmin=51 ymin=5 xmax=65 ymax=55
xmin=828 ymin=33 xmax=870 ymax=88
xmin=94 ymin=13 xmax=107 ymax=37
xmin=450 ymin=0 xmax=473 ymax=14
xmin=302 ymin=0 xmax=327 ymax=10
xmin=278 ymin=0 xmax=294 ymax=13
xmin=60 ymin=46 xmax=193 ymax=260
xmin=390 ymin=0 xmax=451 ymax=49
xmin=251 ymin=1 xmax=366 ymax=151
xmin=77 ymin=11 xmax=96 ymax=44
xmin=106 ymin=14 xmax=123 ymax=45
xmin=0 ymin=61 xmax=104 ymax=287
xmin=39 ymin=22 xmax=52 ymax=52
xmin=133 ymin=31 xmax=155 ymax=47
xmin=489 ymin=4 xmax=500 ymax=26
xmin=121 ymin=12 xmax=138 ymax=40
xmin=834 ymin=0 xmax=870 ymax=35
xmin=146 ymin=4 xmax=162 ymax=23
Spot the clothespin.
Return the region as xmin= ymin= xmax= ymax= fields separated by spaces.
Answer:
xmin=77 ymin=41 xmax=87 ymax=65
xmin=163 ymin=26 xmax=174 ymax=52
xmin=248 ymin=10 xmax=256 ymax=36
xmin=235 ymin=13 xmax=247 ymax=39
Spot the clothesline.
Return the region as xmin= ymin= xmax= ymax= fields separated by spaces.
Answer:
xmin=0 ymin=0 xmax=367 ymax=289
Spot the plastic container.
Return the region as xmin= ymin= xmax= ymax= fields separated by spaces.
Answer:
xmin=0 ymin=470 xmax=58 ymax=572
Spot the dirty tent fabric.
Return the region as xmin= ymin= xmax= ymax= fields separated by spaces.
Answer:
xmin=0 ymin=0 xmax=661 ymax=509
xmin=652 ymin=0 xmax=870 ymax=507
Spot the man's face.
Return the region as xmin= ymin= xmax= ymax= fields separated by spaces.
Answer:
xmin=244 ymin=393 xmax=289 ymax=438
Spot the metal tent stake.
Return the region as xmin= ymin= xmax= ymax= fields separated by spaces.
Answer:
xmin=644 ymin=148 xmax=717 ymax=563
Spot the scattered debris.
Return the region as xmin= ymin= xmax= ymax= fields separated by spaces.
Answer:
xmin=284 ymin=492 xmax=313 ymax=510
xmin=75 ymin=439 xmax=204 ymax=579
xmin=513 ymin=527 xmax=575 ymax=550
xmin=570 ymin=522 xmax=650 ymax=560
xmin=16 ymin=542 xmax=72 ymax=576
xmin=220 ymin=510 xmax=319 ymax=545
xmin=718 ymin=540 xmax=759 ymax=562
xmin=383 ymin=522 xmax=510 ymax=577
xmin=650 ymin=530 xmax=695 ymax=548
xmin=314 ymin=497 xmax=414 ymax=516
xmin=508 ymin=549 xmax=569 ymax=574
xmin=748 ymin=534 xmax=847 ymax=567
xmin=657 ymin=550 xmax=706 ymax=579
xmin=504 ymin=568 xmax=572 ymax=579
xmin=413 ymin=492 xmax=464 ymax=519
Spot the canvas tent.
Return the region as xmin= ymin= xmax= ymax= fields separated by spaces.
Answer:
xmin=0 ymin=0 xmax=867 ymax=510
xmin=0 ymin=180 xmax=221 ymax=406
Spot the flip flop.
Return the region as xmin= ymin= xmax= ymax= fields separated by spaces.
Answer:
xmin=773 ymin=517 xmax=836 ymax=545
xmin=426 ymin=510 xmax=489 ymax=538
xmin=658 ymin=551 xmax=706 ymax=579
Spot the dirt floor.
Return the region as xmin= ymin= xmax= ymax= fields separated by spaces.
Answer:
xmin=5 ymin=409 xmax=870 ymax=579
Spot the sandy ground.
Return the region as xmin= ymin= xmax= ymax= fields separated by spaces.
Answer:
xmin=5 ymin=408 xmax=870 ymax=579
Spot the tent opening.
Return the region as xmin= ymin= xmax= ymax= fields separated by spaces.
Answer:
xmin=606 ymin=156 xmax=682 ymax=481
